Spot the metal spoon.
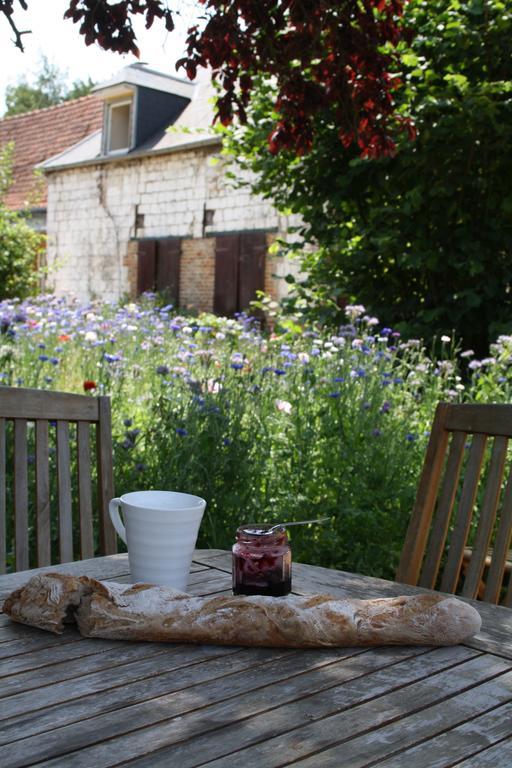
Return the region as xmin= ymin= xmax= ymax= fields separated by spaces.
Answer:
xmin=267 ymin=517 xmax=330 ymax=534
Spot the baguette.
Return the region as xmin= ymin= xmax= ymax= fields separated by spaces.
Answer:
xmin=2 ymin=572 xmax=482 ymax=647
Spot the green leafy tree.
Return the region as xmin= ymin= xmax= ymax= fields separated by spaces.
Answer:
xmin=225 ymin=0 xmax=512 ymax=355
xmin=4 ymin=57 xmax=95 ymax=116
xmin=0 ymin=143 xmax=44 ymax=299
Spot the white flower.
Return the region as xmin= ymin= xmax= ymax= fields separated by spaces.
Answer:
xmin=298 ymin=352 xmax=310 ymax=363
xmin=84 ymin=330 xmax=98 ymax=342
xmin=344 ymin=304 xmax=366 ymax=320
xmin=215 ymin=332 xmax=226 ymax=341
xmin=440 ymin=335 xmax=451 ymax=343
xmin=275 ymin=399 xmax=292 ymax=415
xmin=460 ymin=349 xmax=474 ymax=358
xmin=207 ymin=379 xmax=222 ymax=394
xmin=182 ymin=326 xmax=193 ymax=335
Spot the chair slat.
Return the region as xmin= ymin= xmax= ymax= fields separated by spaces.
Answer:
xmin=419 ymin=430 xmax=467 ymax=589
xmin=0 ymin=387 xmax=99 ymax=421
xmin=462 ymin=435 xmax=508 ymax=599
xmin=77 ymin=421 xmax=94 ymax=560
xmin=96 ymin=397 xmax=117 ymax=555
xmin=487 ymin=462 xmax=512 ymax=604
xmin=35 ymin=420 xmax=51 ymax=567
xmin=440 ymin=433 xmax=487 ymax=594
xmin=0 ymin=418 xmax=6 ymax=574
xmin=14 ymin=420 xmax=29 ymax=571
xmin=56 ymin=421 xmax=73 ymax=564
xmin=396 ymin=403 xmax=450 ymax=585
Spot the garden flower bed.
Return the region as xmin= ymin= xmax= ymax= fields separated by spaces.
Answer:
xmin=1 ymin=294 xmax=509 ymax=578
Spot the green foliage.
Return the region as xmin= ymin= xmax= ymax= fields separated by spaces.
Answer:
xmin=4 ymin=56 xmax=95 ymax=117
xmin=0 ymin=144 xmax=44 ymax=299
xmin=223 ymin=0 xmax=512 ymax=356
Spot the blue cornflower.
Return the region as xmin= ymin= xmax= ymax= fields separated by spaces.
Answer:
xmin=328 ymin=392 xmax=340 ymax=398
xmin=311 ymin=348 xmax=321 ymax=356
xmin=176 ymin=428 xmax=188 ymax=437
xmin=38 ymin=343 xmax=46 ymax=349
xmin=381 ymin=328 xmax=393 ymax=336
xmin=406 ymin=433 xmax=417 ymax=442
xmin=372 ymin=428 xmax=382 ymax=437
xmin=223 ymin=438 xmax=232 ymax=446
xmin=104 ymin=353 xmax=121 ymax=363
xmin=160 ymin=304 xmax=174 ymax=313
xmin=380 ymin=402 xmax=391 ymax=413
xmin=44 ymin=376 xmax=53 ymax=384
xmin=231 ymin=363 xmax=244 ymax=370
xmin=274 ymin=369 xmax=286 ymax=376
xmin=356 ymin=368 xmax=366 ymax=378
xmin=123 ymin=418 xmax=133 ymax=427
xmin=393 ymin=377 xmax=403 ymax=385
xmin=135 ymin=462 xmax=146 ymax=472
xmin=156 ymin=365 xmax=170 ymax=375
xmin=334 ymin=376 xmax=345 ymax=383
xmin=362 ymin=402 xmax=371 ymax=410
xmin=38 ymin=354 xmax=49 ymax=362
xmin=261 ymin=366 xmax=273 ymax=374
xmin=49 ymin=357 xmax=59 ymax=365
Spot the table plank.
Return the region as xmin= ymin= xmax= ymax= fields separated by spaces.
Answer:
xmin=453 ymin=737 xmax=512 ymax=767
xmin=25 ymin=647 xmax=479 ymax=768
xmin=273 ymin=667 xmax=512 ymax=768
xmin=368 ymin=701 xmax=512 ymax=768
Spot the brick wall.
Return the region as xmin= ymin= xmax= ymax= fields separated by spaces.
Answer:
xmin=45 ymin=146 xmax=300 ymax=307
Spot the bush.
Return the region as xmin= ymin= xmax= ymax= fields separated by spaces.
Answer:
xmin=0 ymin=143 xmax=45 ymax=300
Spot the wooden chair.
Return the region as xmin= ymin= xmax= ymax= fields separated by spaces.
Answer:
xmin=0 ymin=386 xmax=117 ymax=573
xmin=397 ymin=402 xmax=512 ymax=606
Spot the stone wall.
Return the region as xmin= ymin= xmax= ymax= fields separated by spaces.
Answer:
xmin=45 ymin=145 xmax=300 ymax=309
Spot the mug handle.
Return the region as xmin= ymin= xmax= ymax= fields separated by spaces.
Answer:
xmin=109 ymin=498 xmax=127 ymax=544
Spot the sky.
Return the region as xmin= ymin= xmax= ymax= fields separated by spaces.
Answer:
xmin=0 ymin=1 xmax=199 ymax=115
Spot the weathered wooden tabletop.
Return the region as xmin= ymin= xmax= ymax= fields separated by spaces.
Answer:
xmin=1 ymin=551 xmax=512 ymax=767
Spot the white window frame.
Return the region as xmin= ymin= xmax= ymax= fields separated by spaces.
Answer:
xmin=104 ymin=98 xmax=134 ymax=155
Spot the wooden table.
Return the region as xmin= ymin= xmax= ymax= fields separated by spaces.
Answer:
xmin=2 ymin=551 xmax=512 ymax=767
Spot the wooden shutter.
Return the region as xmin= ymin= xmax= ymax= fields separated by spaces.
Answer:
xmin=156 ymin=239 xmax=181 ymax=307
xmin=238 ymin=233 xmax=267 ymax=311
xmin=214 ymin=235 xmax=239 ymax=316
xmin=137 ymin=240 xmax=156 ymax=294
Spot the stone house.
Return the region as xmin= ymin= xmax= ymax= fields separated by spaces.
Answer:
xmin=36 ymin=64 xmax=298 ymax=313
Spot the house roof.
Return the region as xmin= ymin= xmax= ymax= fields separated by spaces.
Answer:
xmin=0 ymin=95 xmax=104 ymax=210
xmin=92 ymin=63 xmax=195 ymax=100
xmin=40 ymin=69 xmax=220 ymax=173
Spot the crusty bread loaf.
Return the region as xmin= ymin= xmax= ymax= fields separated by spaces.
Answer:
xmin=2 ymin=572 xmax=482 ymax=647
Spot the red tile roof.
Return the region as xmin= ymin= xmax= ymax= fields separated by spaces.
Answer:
xmin=0 ymin=95 xmax=104 ymax=210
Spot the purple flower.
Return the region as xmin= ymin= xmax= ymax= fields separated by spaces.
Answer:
xmin=156 ymin=365 xmax=170 ymax=375
xmin=123 ymin=418 xmax=133 ymax=427
xmin=38 ymin=354 xmax=49 ymax=362
xmin=38 ymin=343 xmax=46 ymax=349
xmin=334 ymin=377 xmax=345 ymax=383
xmin=231 ymin=363 xmax=244 ymax=370
xmin=328 ymin=392 xmax=340 ymax=398
xmin=223 ymin=437 xmax=232 ymax=446
xmin=372 ymin=428 xmax=382 ymax=437
xmin=176 ymin=428 xmax=188 ymax=437
xmin=49 ymin=357 xmax=59 ymax=365
xmin=274 ymin=369 xmax=286 ymax=376
xmin=406 ymin=433 xmax=417 ymax=442
xmin=381 ymin=328 xmax=393 ymax=336
xmin=104 ymin=353 xmax=122 ymax=363
xmin=380 ymin=401 xmax=391 ymax=413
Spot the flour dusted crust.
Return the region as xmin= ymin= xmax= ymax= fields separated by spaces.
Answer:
xmin=2 ymin=572 xmax=482 ymax=647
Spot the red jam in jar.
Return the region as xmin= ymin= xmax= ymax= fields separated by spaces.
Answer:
xmin=232 ymin=524 xmax=292 ymax=596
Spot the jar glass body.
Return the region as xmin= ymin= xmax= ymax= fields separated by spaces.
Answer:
xmin=232 ymin=525 xmax=292 ymax=596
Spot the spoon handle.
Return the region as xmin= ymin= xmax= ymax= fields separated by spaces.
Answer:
xmin=269 ymin=517 xmax=330 ymax=533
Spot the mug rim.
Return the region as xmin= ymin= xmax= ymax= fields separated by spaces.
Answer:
xmin=119 ymin=490 xmax=206 ymax=510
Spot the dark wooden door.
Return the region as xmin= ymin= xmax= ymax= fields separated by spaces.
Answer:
xmin=214 ymin=232 xmax=267 ymax=315
xmin=137 ymin=239 xmax=181 ymax=306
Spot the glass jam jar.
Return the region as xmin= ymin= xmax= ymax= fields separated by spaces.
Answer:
xmin=232 ymin=524 xmax=292 ymax=596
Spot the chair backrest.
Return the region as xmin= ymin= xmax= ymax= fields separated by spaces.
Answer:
xmin=397 ymin=402 xmax=512 ymax=605
xmin=0 ymin=386 xmax=117 ymax=573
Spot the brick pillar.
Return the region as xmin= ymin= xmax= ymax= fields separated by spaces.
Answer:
xmin=180 ymin=237 xmax=216 ymax=312
xmin=124 ymin=240 xmax=139 ymax=297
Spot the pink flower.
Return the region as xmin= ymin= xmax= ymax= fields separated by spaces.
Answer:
xmin=275 ymin=399 xmax=292 ymax=415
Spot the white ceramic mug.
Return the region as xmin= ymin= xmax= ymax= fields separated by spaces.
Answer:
xmin=109 ymin=490 xmax=206 ymax=590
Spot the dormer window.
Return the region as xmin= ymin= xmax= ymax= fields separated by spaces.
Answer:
xmin=105 ymin=99 xmax=133 ymax=154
